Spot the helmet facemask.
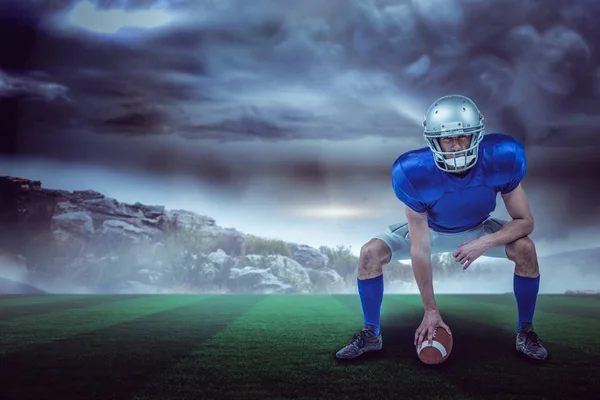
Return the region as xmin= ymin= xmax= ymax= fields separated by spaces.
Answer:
xmin=423 ymin=120 xmax=485 ymax=173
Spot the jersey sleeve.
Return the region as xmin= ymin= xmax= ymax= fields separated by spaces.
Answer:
xmin=391 ymin=160 xmax=428 ymax=213
xmin=497 ymin=138 xmax=527 ymax=194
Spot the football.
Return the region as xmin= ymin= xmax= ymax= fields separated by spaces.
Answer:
xmin=416 ymin=327 xmax=453 ymax=364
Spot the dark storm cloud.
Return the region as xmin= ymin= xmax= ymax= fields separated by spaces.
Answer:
xmin=101 ymin=102 xmax=174 ymax=135
xmin=3 ymin=0 xmax=600 ymax=143
xmin=181 ymin=115 xmax=293 ymax=141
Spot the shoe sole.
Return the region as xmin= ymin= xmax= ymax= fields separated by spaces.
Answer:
xmin=336 ymin=345 xmax=382 ymax=359
xmin=516 ymin=347 xmax=548 ymax=361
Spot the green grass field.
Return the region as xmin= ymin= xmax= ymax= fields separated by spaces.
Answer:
xmin=1 ymin=293 xmax=599 ymax=400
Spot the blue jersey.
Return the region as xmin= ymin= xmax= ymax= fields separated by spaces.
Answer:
xmin=391 ymin=133 xmax=526 ymax=233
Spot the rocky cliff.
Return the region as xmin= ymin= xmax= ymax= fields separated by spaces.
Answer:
xmin=0 ymin=176 xmax=348 ymax=294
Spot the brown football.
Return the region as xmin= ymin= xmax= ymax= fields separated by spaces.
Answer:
xmin=417 ymin=326 xmax=453 ymax=364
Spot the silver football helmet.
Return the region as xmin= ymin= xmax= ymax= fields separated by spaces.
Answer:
xmin=422 ymin=94 xmax=485 ymax=173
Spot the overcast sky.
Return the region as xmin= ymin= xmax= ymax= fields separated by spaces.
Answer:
xmin=1 ymin=0 xmax=600 ymax=261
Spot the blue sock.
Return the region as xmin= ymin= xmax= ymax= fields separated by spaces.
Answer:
xmin=357 ymin=274 xmax=384 ymax=335
xmin=513 ymin=274 xmax=540 ymax=332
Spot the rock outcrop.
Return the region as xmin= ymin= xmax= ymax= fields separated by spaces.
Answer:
xmin=0 ymin=176 xmax=346 ymax=294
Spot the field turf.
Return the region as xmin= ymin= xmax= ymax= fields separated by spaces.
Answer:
xmin=1 ymin=293 xmax=599 ymax=400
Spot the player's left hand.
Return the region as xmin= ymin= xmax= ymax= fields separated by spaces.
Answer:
xmin=453 ymin=238 xmax=489 ymax=270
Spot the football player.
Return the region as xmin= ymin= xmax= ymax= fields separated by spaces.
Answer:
xmin=336 ymin=94 xmax=548 ymax=361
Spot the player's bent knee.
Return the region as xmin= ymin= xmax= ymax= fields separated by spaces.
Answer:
xmin=506 ymin=236 xmax=537 ymax=262
xmin=360 ymin=239 xmax=392 ymax=267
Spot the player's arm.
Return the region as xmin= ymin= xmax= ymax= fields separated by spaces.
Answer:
xmin=405 ymin=205 xmax=437 ymax=311
xmin=483 ymin=183 xmax=535 ymax=249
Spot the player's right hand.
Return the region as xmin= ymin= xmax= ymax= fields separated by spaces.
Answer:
xmin=414 ymin=309 xmax=452 ymax=350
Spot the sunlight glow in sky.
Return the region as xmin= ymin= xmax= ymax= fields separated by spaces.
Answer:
xmin=66 ymin=0 xmax=176 ymax=34
xmin=291 ymin=205 xmax=375 ymax=219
